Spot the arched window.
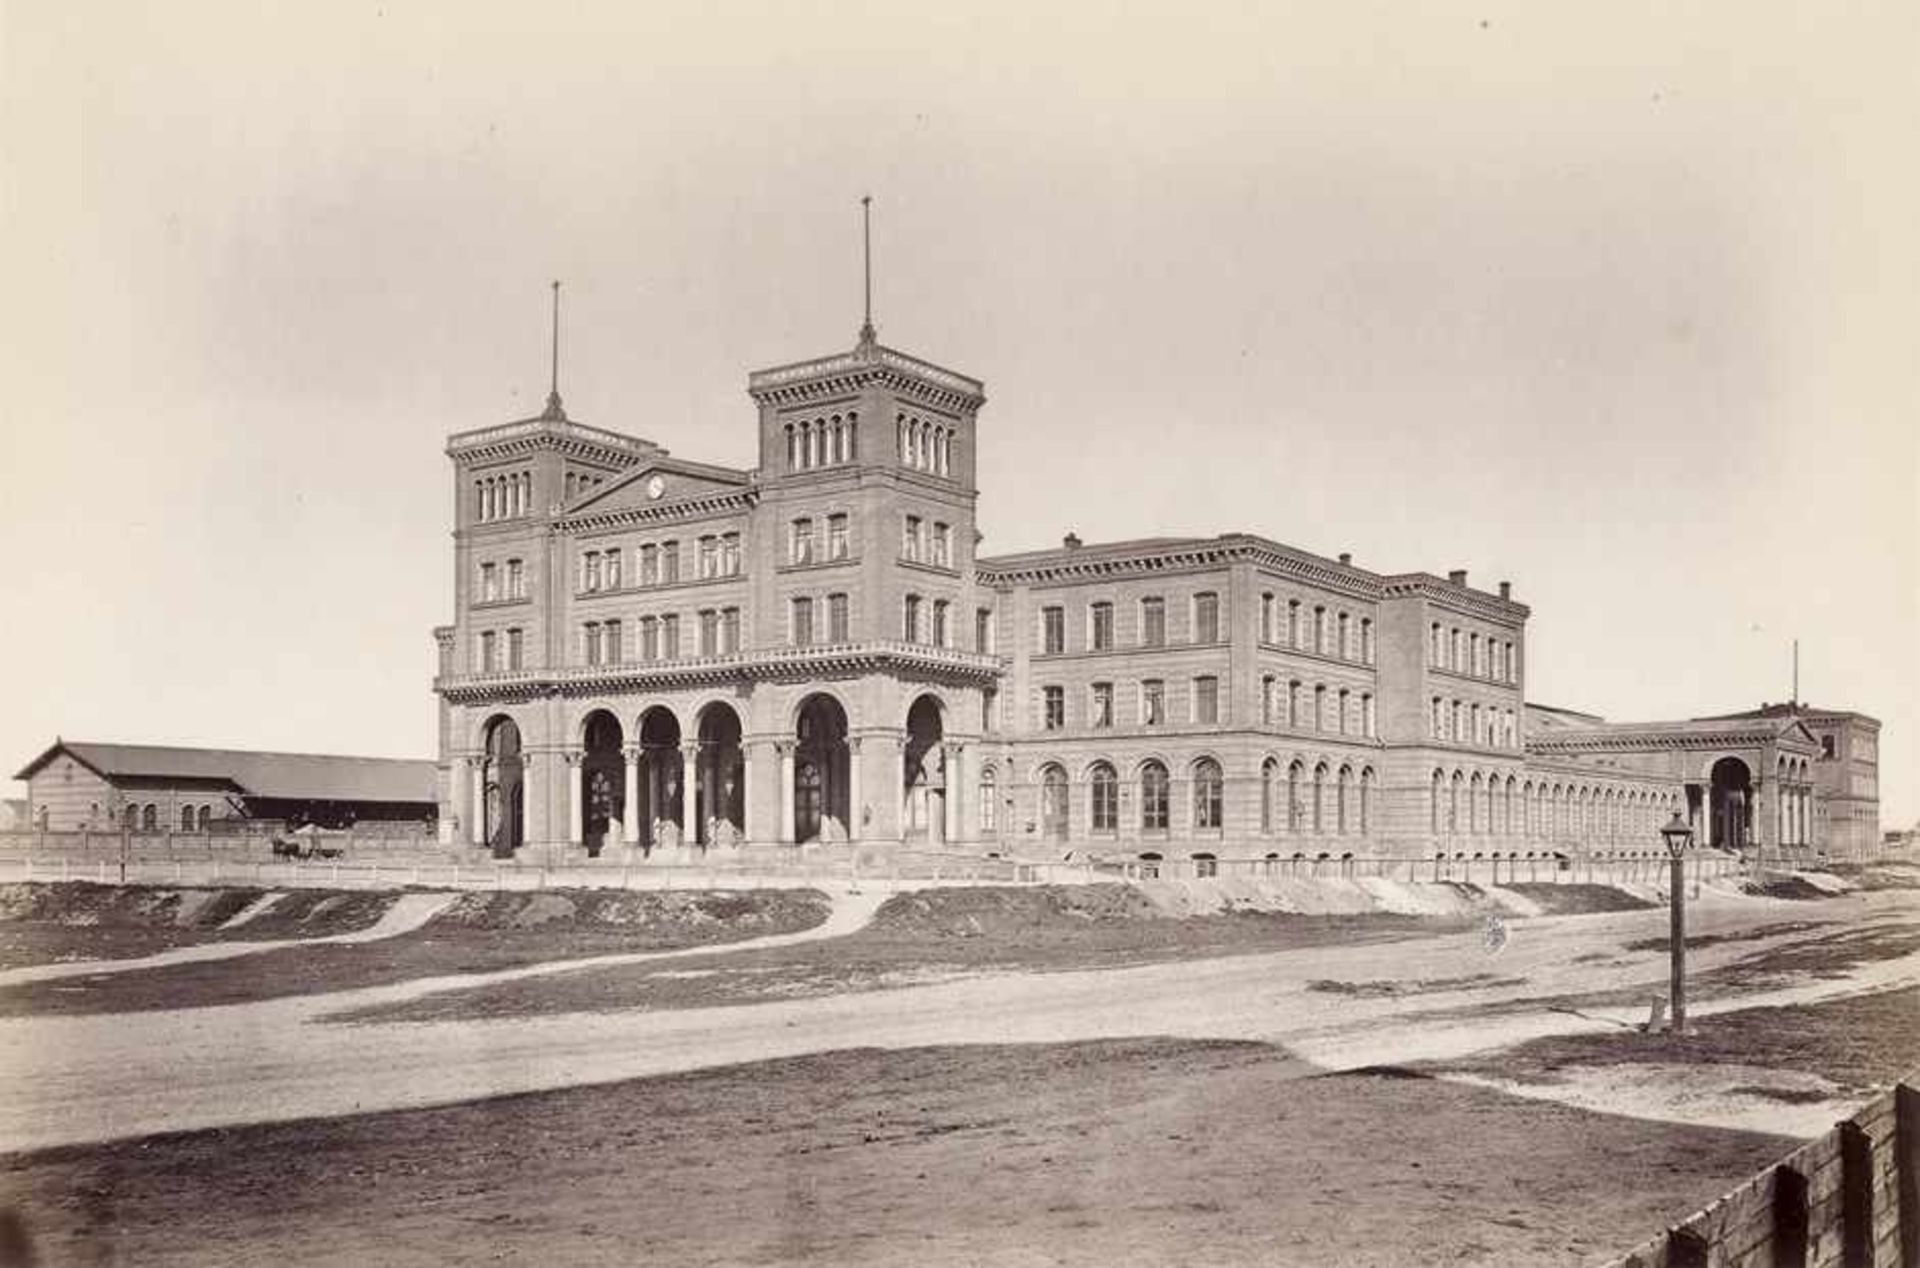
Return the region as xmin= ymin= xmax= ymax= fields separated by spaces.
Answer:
xmin=1311 ymin=764 xmax=1327 ymax=833
xmin=1288 ymin=762 xmax=1304 ymax=832
xmin=1469 ymin=773 xmax=1483 ymax=832
xmin=1140 ymin=761 xmax=1170 ymax=832
xmin=1090 ymin=763 xmax=1119 ymax=832
xmin=198 ymin=804 xmax=212 ymax=831
xmin=1449 ymin=772 xmax=1462 ymax=833
xmin=1336 ymin=766 xmax=1352 ymax=834
xmin=180 ymin=805 xmax=194 ymax=830
xmin=142 ymin=803 xmax=157 ymax=831
xmin=1431 ymin=769 xmax=1444 ymax=833
xmin=1360 ymin=768 xmax=1374 ymax=835
xmin=978 ymin=766 xmax=998 ymax=833
xmin=1193 ymin=759 xmax=1223 ymax=830
xmin=1261 ymin=758 xmax=1277 ymax=833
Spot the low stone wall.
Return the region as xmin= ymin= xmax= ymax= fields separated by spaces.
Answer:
xmin=1605 ymin=1076 xmax=1919 ymax=1268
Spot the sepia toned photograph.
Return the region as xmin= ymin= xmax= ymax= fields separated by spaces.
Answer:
xmin=1 ymin=3 xmax=1915 ymax=1264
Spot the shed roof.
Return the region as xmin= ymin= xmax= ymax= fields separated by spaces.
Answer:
xmin=15 ymin=741 xmax=436 ymax=804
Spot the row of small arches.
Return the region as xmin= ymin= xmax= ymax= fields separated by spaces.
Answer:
xmin=899 ymin=413 xmax=952 ymax=475
xmin=786 ymin=413 xmax=858 ymax=471
xmin=475 ymin=471 xmax=532 ymax=522
xmin=1430 ymin=770 xmax=1679 ymax=837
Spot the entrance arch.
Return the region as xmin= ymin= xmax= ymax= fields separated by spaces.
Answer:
xmin=904 ymin=694 xmax=946 ymax=844
xmin=696 ymin=702 xmax=745 ymax=845
xmin=482 ymin=716 xmax=524 ymax=858
xmin=581 ymin=711 xmax=624 ymax=857
xmin=637 ymin=707 xmax=683 ymax=850
xmin=1709 ymin=756 xmax=1753 ymax=851
xmin=794 ymin=694 xmax=849 ymax=844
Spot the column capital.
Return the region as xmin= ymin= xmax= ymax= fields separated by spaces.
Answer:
xmin=562 ymin=749 xmax=585 ymax=767
xmin=623 ymin=744 xmax=642 ymax=762
xmin=774 ymin=739 xmax=796 ymax=758
xmin=680 ymin=739 xmax=702 ymax=757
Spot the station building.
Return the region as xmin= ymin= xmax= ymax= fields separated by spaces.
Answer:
xmin=434 ymin=322 xmax=1879 ymax=863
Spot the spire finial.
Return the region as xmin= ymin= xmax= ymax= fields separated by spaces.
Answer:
xmin=543 ymin=279 xmax=567 ymax=421
xmin=858 ymin=196 xmax=876 ymax=348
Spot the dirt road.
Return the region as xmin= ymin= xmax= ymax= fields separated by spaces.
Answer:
xmin=0 ymin=888 xmax=1914 ymax=1153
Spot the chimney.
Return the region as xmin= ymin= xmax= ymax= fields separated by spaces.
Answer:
xmin=1448 ymin=569 xmax=1468 ymax=586
xmin=1063 ymin=532 xmax=1082 ymax=550
xmin=1498 ymin=581 xmax=1511 ymax=600
xmin=1337 ymin=552 xmax=1352 ymax=566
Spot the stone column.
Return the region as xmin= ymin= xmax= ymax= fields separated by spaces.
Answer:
xmin=566 ymin=751 xmax=584 ymax=848
xmin=681 ymin=741 xmax=701 ymax=847
xmin=623 ymin=745 xmax=641 ymax=847
xmin=739 ymin=743 xmax=754 ymax=844
xmin=469 ymin=756 xmax=486 ymax=847
xmin=847 ymin=738 xmax=863 ymax=843
xmin=944 ymin=743 xmax=963 ymax=844
xmin=778 ymin=741 xmax=796 ymax=845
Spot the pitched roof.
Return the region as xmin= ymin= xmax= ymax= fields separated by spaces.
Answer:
xmin=15 ymin=741 xmax=436 ymax=804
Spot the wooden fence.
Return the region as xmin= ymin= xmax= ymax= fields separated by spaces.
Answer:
xmin=1605 ymin=1077 xmax=1919 ymax=1268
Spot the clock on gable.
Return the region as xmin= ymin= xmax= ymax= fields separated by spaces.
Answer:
xmin=646 ymin=475 xmax=666 ymax=500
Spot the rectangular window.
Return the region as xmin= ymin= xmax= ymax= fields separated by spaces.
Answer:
xmin=641 ymin=617 xmax=659 ymax=662
xmin=1141 ymin=597 xmax=1166 ymax=647
xmin=507 ymin=558 xmax=524 ymax=598
xmin=1315 ymin=685 xmax=1328 ymax=731
xmin=585 ymin=621 xmax=603 ymax=666
xmin=1260 ymin=593 xmax=1274 ymax=643
xmin=1361 ymin=617 xmax=1374 ymax=664
xmin=506 ymin=628 xmax=523 ymax=670
xmin=1041 ymin=605 xmax=1065 ymax=654
xmin=1142 ymin=771 xmax=1169 ymax=831
xmin=583 ymin=551 xmax=602 ymax=593
xmin=1043 ymin=685 xmax=1065 ymax=731
xmin=1364 ymin=693 xmax=1376 ymax=737
xmin=982 ymin=687 xmax=998 ymax=734
xmin=1313 ymin=606 xmax=1327 ymax=654
xmin=1338 ymin=688 xmax=1350 ymax=735
xmin=699 ymin=536 xmax=719 ymax=579
xmin=790 ymin=518 xmax=816 ymax=565
xmin=792 ymin=596 xmax=815 ymax=646
xmin=1338 ymin=612 xmax=1351 ymax=659
xmin=975 ymin=607 xmax=993 ymax=653
xmin=605 ymin=619 xmax=621 ymax=663
xmin=826 ymin=514 xmax=848 ymax=561
xmin=722 ymin=532 xmax=742 ymax=575
xmin=601 ymin=549 xmax=619 ymax=590
xmin=640 ymin=544 xmax=659 ymax=586
xmin=1288 ymin=600 xmax=1301 ymax=648
xmin=479 ymin=562 xmax=498 ymax=601
xmin=661 ymin=613 xmax=680 ymax=659
xmin=903 ymin=515 xmax=922 ymax=560
xmin=903 ymin=594 xmax=921 ymax=641
xmin=1193 ymin=676 xmax=1219 ymax=724
xmin=699 ymin=609 xmax=719 ymax=656
xmin=661 ymin=541 xmax=680 ymax=585
xmin=1194 ymin=593 xmax=1220 ymax=643
xmin=1091 ymin=682 xmax=1113 ymax=728
xmin=827 ymin=593 xmax=848 ymax=643
xmin=1090 ymin=601 xmax=1113 ymax=651
xmin=1262 ymin=675 xmax=1276 ymax=724
xmin=931 ymin=522 xmax=950 ymax=568
xmin=1142 ymin=679 xmax=1164 ymax=726
xmin=932 ymin=599 xmax=949 ymax=647
xmin=479 ymin=631 xmax=497 ymax=672
xmin=722 ymin=607 xmax=741 ymax=653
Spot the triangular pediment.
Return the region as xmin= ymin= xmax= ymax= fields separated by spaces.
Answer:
xmin=566 ymin=456 xmax=751 ymax=515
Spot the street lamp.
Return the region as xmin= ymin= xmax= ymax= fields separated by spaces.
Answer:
xmin=1660 ymin=811 xmax=1696 ymax=1033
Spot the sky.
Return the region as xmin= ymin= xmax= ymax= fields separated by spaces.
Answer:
xmin=2 ymin=1 xmax=1915 ymax=826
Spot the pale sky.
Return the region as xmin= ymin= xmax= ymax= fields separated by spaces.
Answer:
xmin=3 ymin=2 xmax=1915 ymax=826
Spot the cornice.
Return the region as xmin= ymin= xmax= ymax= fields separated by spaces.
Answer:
xmin=558 ymin=489 xmax=759 ymax=534
xmin=1526 ymin=726 xmax=1820 ymax=755
xmin=436 ymin=640 xmax=1006 ymax=704
xmin=977 ymin=538 xmax=1382 ymax=599
xmin=748 ymin=345 xmax=985 ymax=414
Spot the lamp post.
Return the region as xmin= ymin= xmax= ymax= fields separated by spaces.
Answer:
xmin=1660 ymin=811 xmax=1696 ymax=1033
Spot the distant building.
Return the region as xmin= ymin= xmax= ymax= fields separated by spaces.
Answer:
xmin=430 ymin=309 xmax=1883 ymax=863
xmin=0 ymin=799 xmax=31 ymax=832
xmin=14 ymin=741 xmax=437 ymax=832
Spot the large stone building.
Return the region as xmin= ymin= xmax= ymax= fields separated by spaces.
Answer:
xmin=433 ymin=321 xmax=1879 ymax=863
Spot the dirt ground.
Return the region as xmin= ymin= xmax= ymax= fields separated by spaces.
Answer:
xmin=0 ymin=888 xmax=831 ymax=1017
xmin=0 ymin=884 xmax=400 ymax=967
xmin=333 ymin=888 xmax=1453 ymax=1024
xmin=0 ymin=1039 xmax=1796 ymax=1268
xmin=1433 ymin=985 xmax=1920 ymax=1092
